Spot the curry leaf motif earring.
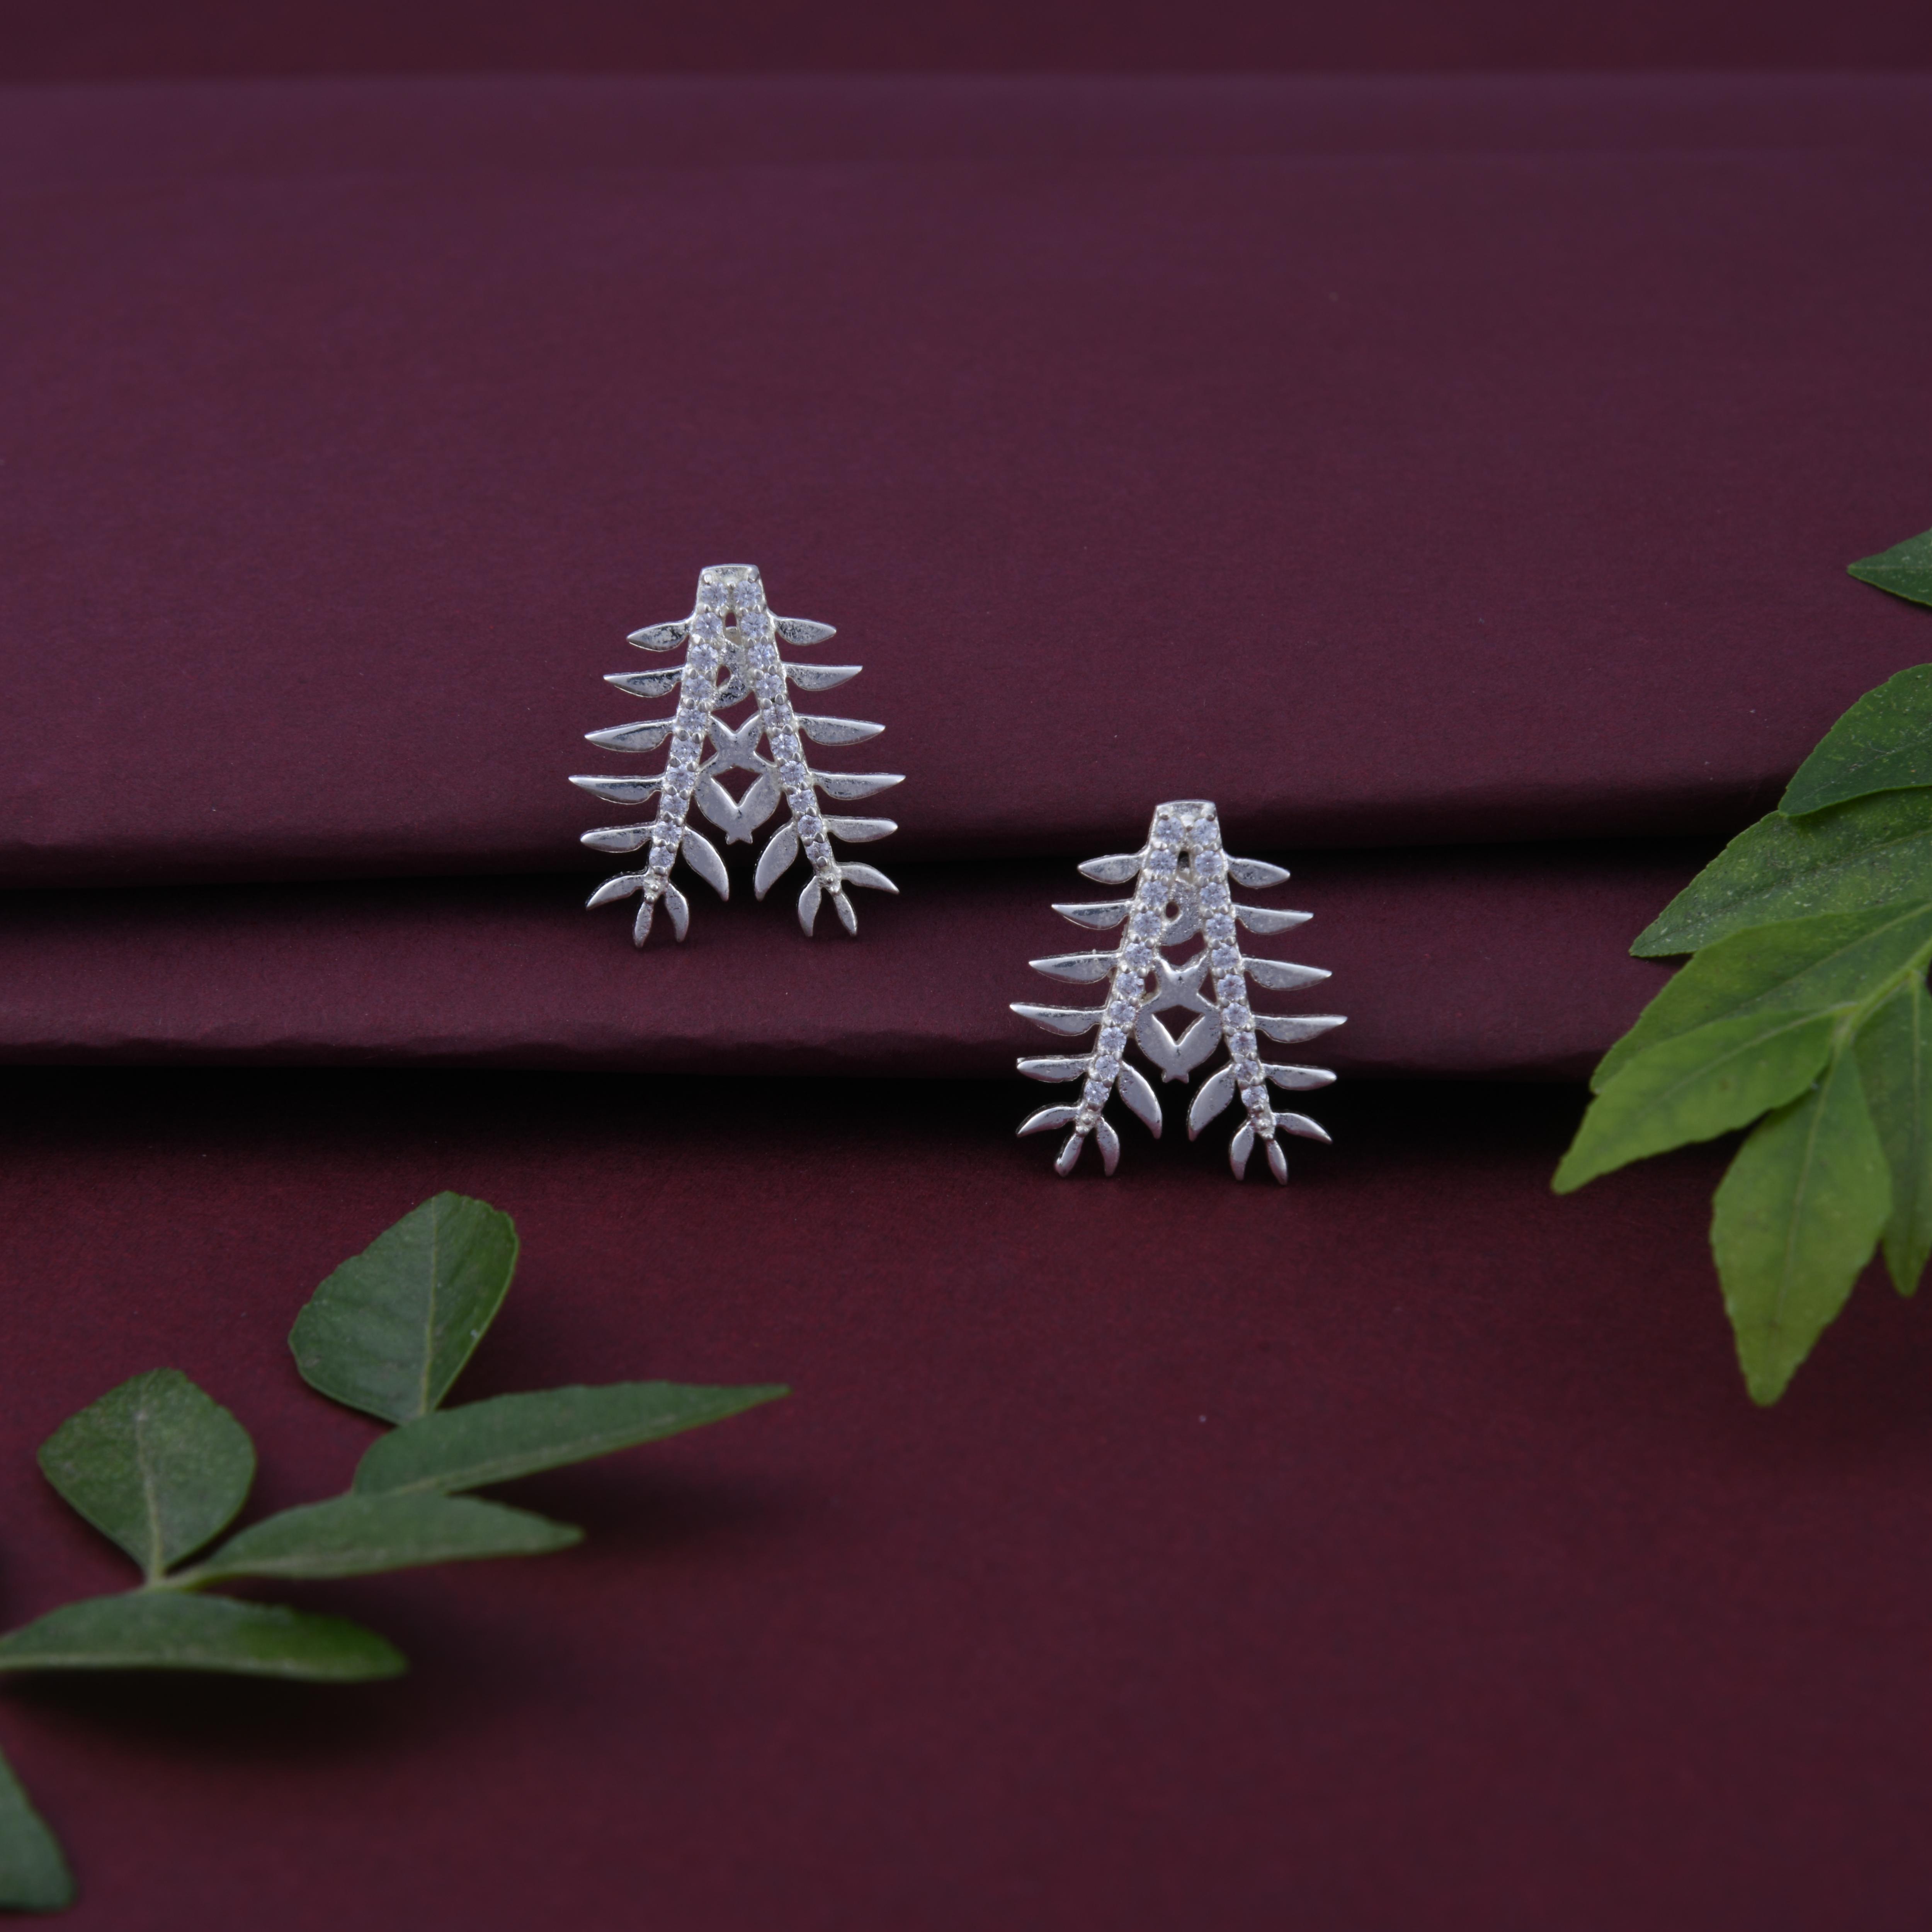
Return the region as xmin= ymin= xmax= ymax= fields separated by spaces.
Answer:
xmin=570 ymin=565 xmax=902 ymax=942
xmin=1013 ymin=801 xmax=1345 ymax=1179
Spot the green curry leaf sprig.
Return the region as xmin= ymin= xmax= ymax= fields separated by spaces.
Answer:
xmin=0 ymin=1193 xmax=785 ymax=1911
xmin=1556 ymin=526 xmax=1932 ymax=1404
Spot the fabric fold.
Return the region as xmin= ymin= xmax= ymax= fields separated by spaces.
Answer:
xmin=0 ymin=845 xmax=1700 ymax=1080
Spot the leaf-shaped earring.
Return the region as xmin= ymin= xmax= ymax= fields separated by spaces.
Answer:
xmin=571 ymin=565 xmax=903 ymax=943
xmin=1013 ymin=800 xmax=1345 ymax=1179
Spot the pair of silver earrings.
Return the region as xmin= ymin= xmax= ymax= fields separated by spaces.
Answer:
xmin=570 ymin=566 xmax=1346 ymax=1182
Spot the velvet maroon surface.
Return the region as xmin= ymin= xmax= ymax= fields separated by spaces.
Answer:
xmin=0 ymin=844 xmax=1696 ymax=1078
xmin=8 ymin=0 xmax=1931 ymax=79
xmin=3 ymin=78 xmax=1929 ymax=886
xmin=3 ymin=1069 xmax=1930 ymax=1930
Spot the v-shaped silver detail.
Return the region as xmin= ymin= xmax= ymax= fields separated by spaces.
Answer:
xmin=571 ymin=565 xmax=904 ymax=944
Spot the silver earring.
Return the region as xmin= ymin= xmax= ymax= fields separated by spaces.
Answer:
xmin=1013 ymin=799 xmax=1345 ymax=1180
xmin=571 ymin=565 xmax=902 ymax=943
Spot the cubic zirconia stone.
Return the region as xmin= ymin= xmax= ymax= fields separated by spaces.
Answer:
xmin=1206 ymin=912 xmax=1236 ymax=940
xmin=1120 ymin=940 xmax=1154 ymax=972
xmin=778 ymin=759 xmax=807 ymax=785
xmin=1083 ymin=1077 xmax=1111 ymax=1105
xmin=1099 ymin=1025 xmax=1128 ymax=1054
xmin=1211 ymin=944 xmax=1239 ymax=972
xmin=1201 ymin=881 xmax=1231 ymax=907
xmin=1146 ymin=848 xmax=1176 ymax=875
xmin=1129 ymin=911 xmax=1160 ymax=939
xmin=1240 ymin=1084 xmax=1268 ymax=1110
xmin=1092 ymin=1053 xmax=1120 ymax=1079
xmin=805 ymin=838 xmax=833 ymax=864
xmin=1223 ymin=1000 xmax=1252 ymax=1029
xmin=1235 ymin=1056 xmax=1262 ymax=1085
xmin=1075 ymin=1105 xmax=1100 ymax=1130
xmin=1197 ymin=850 xmax=1226 ymax=878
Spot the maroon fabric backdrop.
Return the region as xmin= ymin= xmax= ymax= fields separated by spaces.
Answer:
xmin=3 ymin=79 xmax=1929 ymax=887
xmin=6 ymin=56 xmax=1932 ymax=1932
xmin=3 ymin=1071 xmax=1930 ymax=1930
xmin=7 ymin=0 xmax=1931 ymax=79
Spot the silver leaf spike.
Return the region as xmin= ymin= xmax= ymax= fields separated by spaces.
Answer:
xmin=754 ymin=821 xmax=799 ymax=898
xmin=1029 ymin=952 xmax=1117 ymax=984
xmin=1019 ymin=1056 xmax=1090 ymax=1082
xmin=581 ymin=823 xmax=655 ymax=854
xmin=585 ymin=719 xmax=677 ymax=754
xmin=1234 ymin=904 xmax=1312 ymax=935
xmin=1053 ymin=901 xmax=1132 ymax=931
xmin=587 ymin=872 xmax=645 ymax=908
xmin=1077 ymin=852 xmax=1147 ymax=884
xmin=795 ymin=715 xmax=884 ymax=747
xmin=605 ymin=667 xmax=684 ymax=699
xmin=773 ymin=616 xmax=836 ymax=646
xmin=680 ymin=827 xmax=730 ymax=901
xmin=627 ymin=621 xmax=689 ymax=651
xmin=1018 ymin=1104 xmax=1079 ymax=1136
xmin=784 ymin=662 xmax=862 ymax=691
xmin=814 ymin=771 xmax=904 ymax=801
xmin=1009 ymin=1003 xmax=1104 ymax=1037
xmin=575 ymin=566 xmax=901 ymax=943
xmin=1014 ymin=800 xmax=1341 ymax=1179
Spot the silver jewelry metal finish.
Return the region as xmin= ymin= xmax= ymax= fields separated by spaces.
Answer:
xmin=1014 ymin=800 xmax=1344 ymax=1180
xmin=571 ymin=565 xmax=901 ymax=943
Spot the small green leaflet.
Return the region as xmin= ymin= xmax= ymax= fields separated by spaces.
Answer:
xmin=1634 ymin=789 xmax=1932 ymax=957
xmin=0 ymin=1747 xmax=72 ymax=1912
xmin=289 ymin=1192 xmax=517 ymax=1424
xmin=37 ymin=1369 xmax=254 ymax=1582
xmin=1849 ymin=525 xmax=1932 ymax=609
xmin=1855 ymin=976 xmax=1932 ymax=1296
xmin=0 ymin=1595 xmax=403 ymax=1682
xmin=1560 ymin=645 xmax=1932 ymax=1400
xmin=1554 ymin=1010 xmax=1838 ymax=1192
xmin=354 ymin=1382 xmax=789 ymax=1497
xmin=1711 ymin=1053 xmax=1893 ymax=1404
xmin=1781 ymin=666 xmax=1932 ymax=815
xmin=181 ymin=1494 xmax=580 ymax=1585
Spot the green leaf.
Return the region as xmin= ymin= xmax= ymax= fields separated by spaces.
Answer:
xmin=1855 ymin=975 xmax=1932 ymax=1296
xmin=0 ymin=1592 xmax=403 ymax=1682
xmin=1780 ymin=665 xmax=1932 ymax=815
xmin=182 ymin=1493 xmax=579 ymax=1585
xmin=1554 ymin=1009 xmax=1839 ymax=1193
xmin=289 ymin=1193 xmax=518 ymax=1424
xmin=1849 ymin=526 xmax=1932 ymax=610
xmin=1633 ymin=790 xmax=1932 ymax=956
xmin=1711 ymin=1050 xmax=1893 ymax=1403
xmin=36 ymin=1369 xmax=254 ymax=1582
xmin=1593 ymin=902 xmax=1932 ymax=1094
xmin=0 ymin=1743 xmax=73 ymax=1912
xmin=353 ymin=1381 xmax=789 ymax=1496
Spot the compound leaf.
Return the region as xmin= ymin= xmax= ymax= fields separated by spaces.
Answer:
xmin=0 ymin=1744 xmax=72 ymax=1912
xmin=1593 ymin=902 xmax=1932 ymax=1094
xmin=0 ymin=1592 xmax=403 ymax=1682
xmin=354 ymin=1382 xmax=788 ymax=1497
xmin=1555 ymin=1009 xmax=1839 ymax=1193
xmin=1781 ymin=665 xmax=1932 ymax=815
xmin=289 ymin=1193 xmax=517 ymax=1424
xmin=1633 ymin=790 xmax=1932 ymax=956
xmin=1848 ymin=526 xmax=1932 ymax=610
xmin=1711 ymin=1050 xmax=1892 ymax=1404
xmin=185 ymin=1493 xmax=578 ymax=1585
xmin=37 ymin=1369 xmax=254 ymax=1581
xmin=1855 ymin=976 xmax=1932 ymax=1296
